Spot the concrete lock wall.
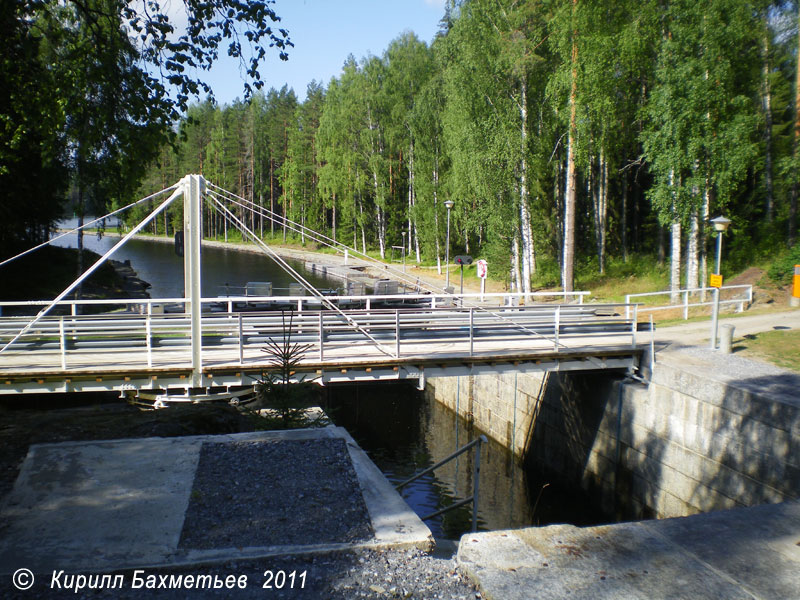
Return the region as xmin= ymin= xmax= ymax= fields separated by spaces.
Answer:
xmin=424 ymin=363 xmax=800 ymax=520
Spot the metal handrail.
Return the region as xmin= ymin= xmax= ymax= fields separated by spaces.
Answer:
xmin=624 ymin=285 xmax=752 ymax=320
xmin=395 ymin=434 xmax=488 ymax=532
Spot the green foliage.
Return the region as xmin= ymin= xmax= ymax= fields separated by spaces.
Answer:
xmin=255 ymin=312 xmax=314 ymax=427
xmin=126 ymin=0 xmax=800 ymax=293
xmin=767 ymin=243 xmax=800 ymax=285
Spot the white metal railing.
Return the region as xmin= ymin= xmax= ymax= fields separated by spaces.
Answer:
xmin=624 ymin=285 xmax=753 ymax=320
xmin=0 ymin=301 xmax=638 ymax=372
xmin=0 ymin=291 xmax=591 ymax=317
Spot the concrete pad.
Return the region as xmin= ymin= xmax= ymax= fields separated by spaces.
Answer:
xmin=458 ymin=500 xmax=800 ymax=600
xmin=0 ymin=427 xmax=431 ymax=574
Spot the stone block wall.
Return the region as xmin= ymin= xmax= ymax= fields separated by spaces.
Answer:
xmin=424 ymin=361 xmax=800 ymax=520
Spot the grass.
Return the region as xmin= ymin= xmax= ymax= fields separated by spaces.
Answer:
xmin=735 ymin=329 xmax=800 ymax=373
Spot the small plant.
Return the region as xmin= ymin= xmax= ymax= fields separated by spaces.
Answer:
xmin=255 ymin=311 xmax=314 ymax=427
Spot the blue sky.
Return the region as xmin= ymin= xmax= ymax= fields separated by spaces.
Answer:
xmin=195 ymin=0 xmax=447 ymax=105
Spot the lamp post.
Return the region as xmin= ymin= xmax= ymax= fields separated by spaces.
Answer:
xmin=709 ymin=215 xmax=732 ymax=350
xmin=444 ymin=200 xmax=454 ymax=291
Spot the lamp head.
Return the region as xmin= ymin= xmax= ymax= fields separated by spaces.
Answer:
xmin=710 ymin=216 xmax=731 ymax=232
xmin=444 ymin=200 xmax=455 ymax=210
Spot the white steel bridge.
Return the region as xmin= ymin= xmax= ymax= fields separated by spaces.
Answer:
xmin=0 ymin=175 xmax=643 ymax=395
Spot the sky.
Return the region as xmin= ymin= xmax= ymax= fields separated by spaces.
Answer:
xmin=193 ymin=0 xmax=447 ymax=106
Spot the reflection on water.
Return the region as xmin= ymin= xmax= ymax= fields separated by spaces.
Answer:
xmin=50 ymin=230 xmax=334 ymax=298
xmin=326 ymin=382 xmax=611 ymax=540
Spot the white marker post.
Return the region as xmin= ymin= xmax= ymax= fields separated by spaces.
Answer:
xmin=476 ymin=259 xmax=488 ymax=302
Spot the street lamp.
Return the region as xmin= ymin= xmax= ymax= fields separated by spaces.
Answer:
xmin=444 ymin=200 xmax=454 ymax=291
xmin=709 ymin=215 xmax=732 ymax=350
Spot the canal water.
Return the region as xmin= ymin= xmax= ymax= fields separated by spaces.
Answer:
xmin=50 ymin=229 xmax=333 ymax=298
xmin=325 ymin=382 xmax=611 ymax=540
xmin=48 ymin=233 xmax=612 ymax=539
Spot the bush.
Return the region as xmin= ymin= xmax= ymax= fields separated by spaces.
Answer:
xmin=767 ymin=243 xmax=800 ymax=286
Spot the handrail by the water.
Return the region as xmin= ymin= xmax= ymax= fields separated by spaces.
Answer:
xmin=395 ymin=434 xmax=488 ymax=532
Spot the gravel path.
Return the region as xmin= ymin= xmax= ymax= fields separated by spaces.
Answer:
xmin=180 ymin=438 xmax=373 ymax=549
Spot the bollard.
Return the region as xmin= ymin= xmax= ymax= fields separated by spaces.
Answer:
xmin=792 ymin=265 xmax=800 ymax=307
xmin=720 ymin=324 xmax=735 ymax=354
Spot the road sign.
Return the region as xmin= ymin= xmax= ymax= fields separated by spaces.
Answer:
xmin=709 ymin=274 xmax=723 ymax=288
xmin=476 ymin=259 xmax=488 ymax=279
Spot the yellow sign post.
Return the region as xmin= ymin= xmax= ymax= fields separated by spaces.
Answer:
xmin=709 ymin=274 xmax=723 ymax=288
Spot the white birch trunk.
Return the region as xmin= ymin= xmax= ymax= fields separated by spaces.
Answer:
xmin=670 ymin=170 xmax=681 ymax=303
xmin=686 ymin=208 xmax=699 ymax=290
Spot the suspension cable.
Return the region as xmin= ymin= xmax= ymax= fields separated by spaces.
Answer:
xmin=205 ymin=183 xmax=442 ymax=295
xmin=205 ymin=186 xmax=565 ymax=348
xmin=0 ymin=184 xmax=179 ymax=269
xmin=208 ymin=194 xmax=396 ymax=358
xmin=0 ymin=187 xmax=182 ymax=355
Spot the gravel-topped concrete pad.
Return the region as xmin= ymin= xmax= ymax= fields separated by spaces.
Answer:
xmin=458 ymin=499 xmax=800 ymax=600
xmin=0 ymin=426 xmax=432 ymax=574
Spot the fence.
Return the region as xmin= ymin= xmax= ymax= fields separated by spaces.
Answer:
xmin=624 ymin=285 xmax=752 ymax=320
xmin=0 ymin=297 xmax=639 ymax=371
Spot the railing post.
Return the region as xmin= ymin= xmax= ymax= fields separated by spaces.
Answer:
xmin=469 ymin=307 xmax=474 ymax=356
xmin=319 ymin=312 xmax=324 ymax=361
xmin=632 ymin=303 xmax=638 ymax=350
xmin=625 ymin=295 xmax=631 ymax=320
xmin=238 ymin=313 xmax=244 ymax=365
xmin=683 ymin=290 xmax=689 ymax=320
xmin=146 ymin=314 xmax=152 ymax=368
xmin=554 ymin=305 xmax=561 ymax=350
xmin=59 ymin=317 xmax=66 ymax=370
xmin=395 ymin=310 xmax=400 ymax=358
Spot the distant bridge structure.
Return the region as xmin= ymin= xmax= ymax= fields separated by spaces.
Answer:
xmin=0 ymin=175 xmax=643 ymax=396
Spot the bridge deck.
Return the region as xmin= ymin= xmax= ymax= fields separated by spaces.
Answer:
xmin=0 ymin=302 xmax=643 ymax=394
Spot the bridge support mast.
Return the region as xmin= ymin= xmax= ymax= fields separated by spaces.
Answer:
xmin=184 ymin=174 xmax=204 ymax=388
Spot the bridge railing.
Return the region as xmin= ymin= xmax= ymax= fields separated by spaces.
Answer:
xmin=0 ymin=301 xmax=639 ymax=371
xmin=0 ymin=291 xmax=592 ymax=318
xmin=624 ymin=285 xmax=752 ymax=320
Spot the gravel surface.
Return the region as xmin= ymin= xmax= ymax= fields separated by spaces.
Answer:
xmin=5 ymin=549 xmax=480 ymax=599
xmin=179 ymin=438 xmax=373 ymax=549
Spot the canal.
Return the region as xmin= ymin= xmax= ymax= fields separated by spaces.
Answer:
xmin=325 ymin=382 xmax=611 ymax=540
xmin=51 ymin=229 xmax=333 ymax=298
xmin=49 ymin=233 xmax=612 ymax=539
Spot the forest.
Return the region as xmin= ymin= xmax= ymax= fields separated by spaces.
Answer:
xmin=4 ymin=1 xmax=800 ymax=295
xmin=135 ymin=0 xmax=800 ymax=294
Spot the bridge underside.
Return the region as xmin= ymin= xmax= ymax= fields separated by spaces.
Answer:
xmin=0 ymin=348 xmax=639 ymax=395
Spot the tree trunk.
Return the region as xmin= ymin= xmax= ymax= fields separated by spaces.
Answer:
xmin=433 ymin=157 xmax=442 ymax=275
xmin=518 ymin=79 xmax=534 ymax=294
xmin=790 ymin=8 xmax=800 ymax=245
xmin=512 ymin=235 xmax=523 ymax=295
xmin=670 ymin=171 xmax=681 ymax=303
xmin=562 ymin=2 xmax=578 ymax=294
xmin=270 ymin=159 xmax=275 ymax=237
xmin=621 ymin=170 xmax=628 ymax=262
xmin=762 ymin=30 xmax=774 ymax=222
xmin=686 ymin=208 xmax=699 ymax=290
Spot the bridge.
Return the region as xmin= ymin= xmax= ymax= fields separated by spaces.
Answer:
xmin=0 ymin=175 xmax=643 ymax=396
